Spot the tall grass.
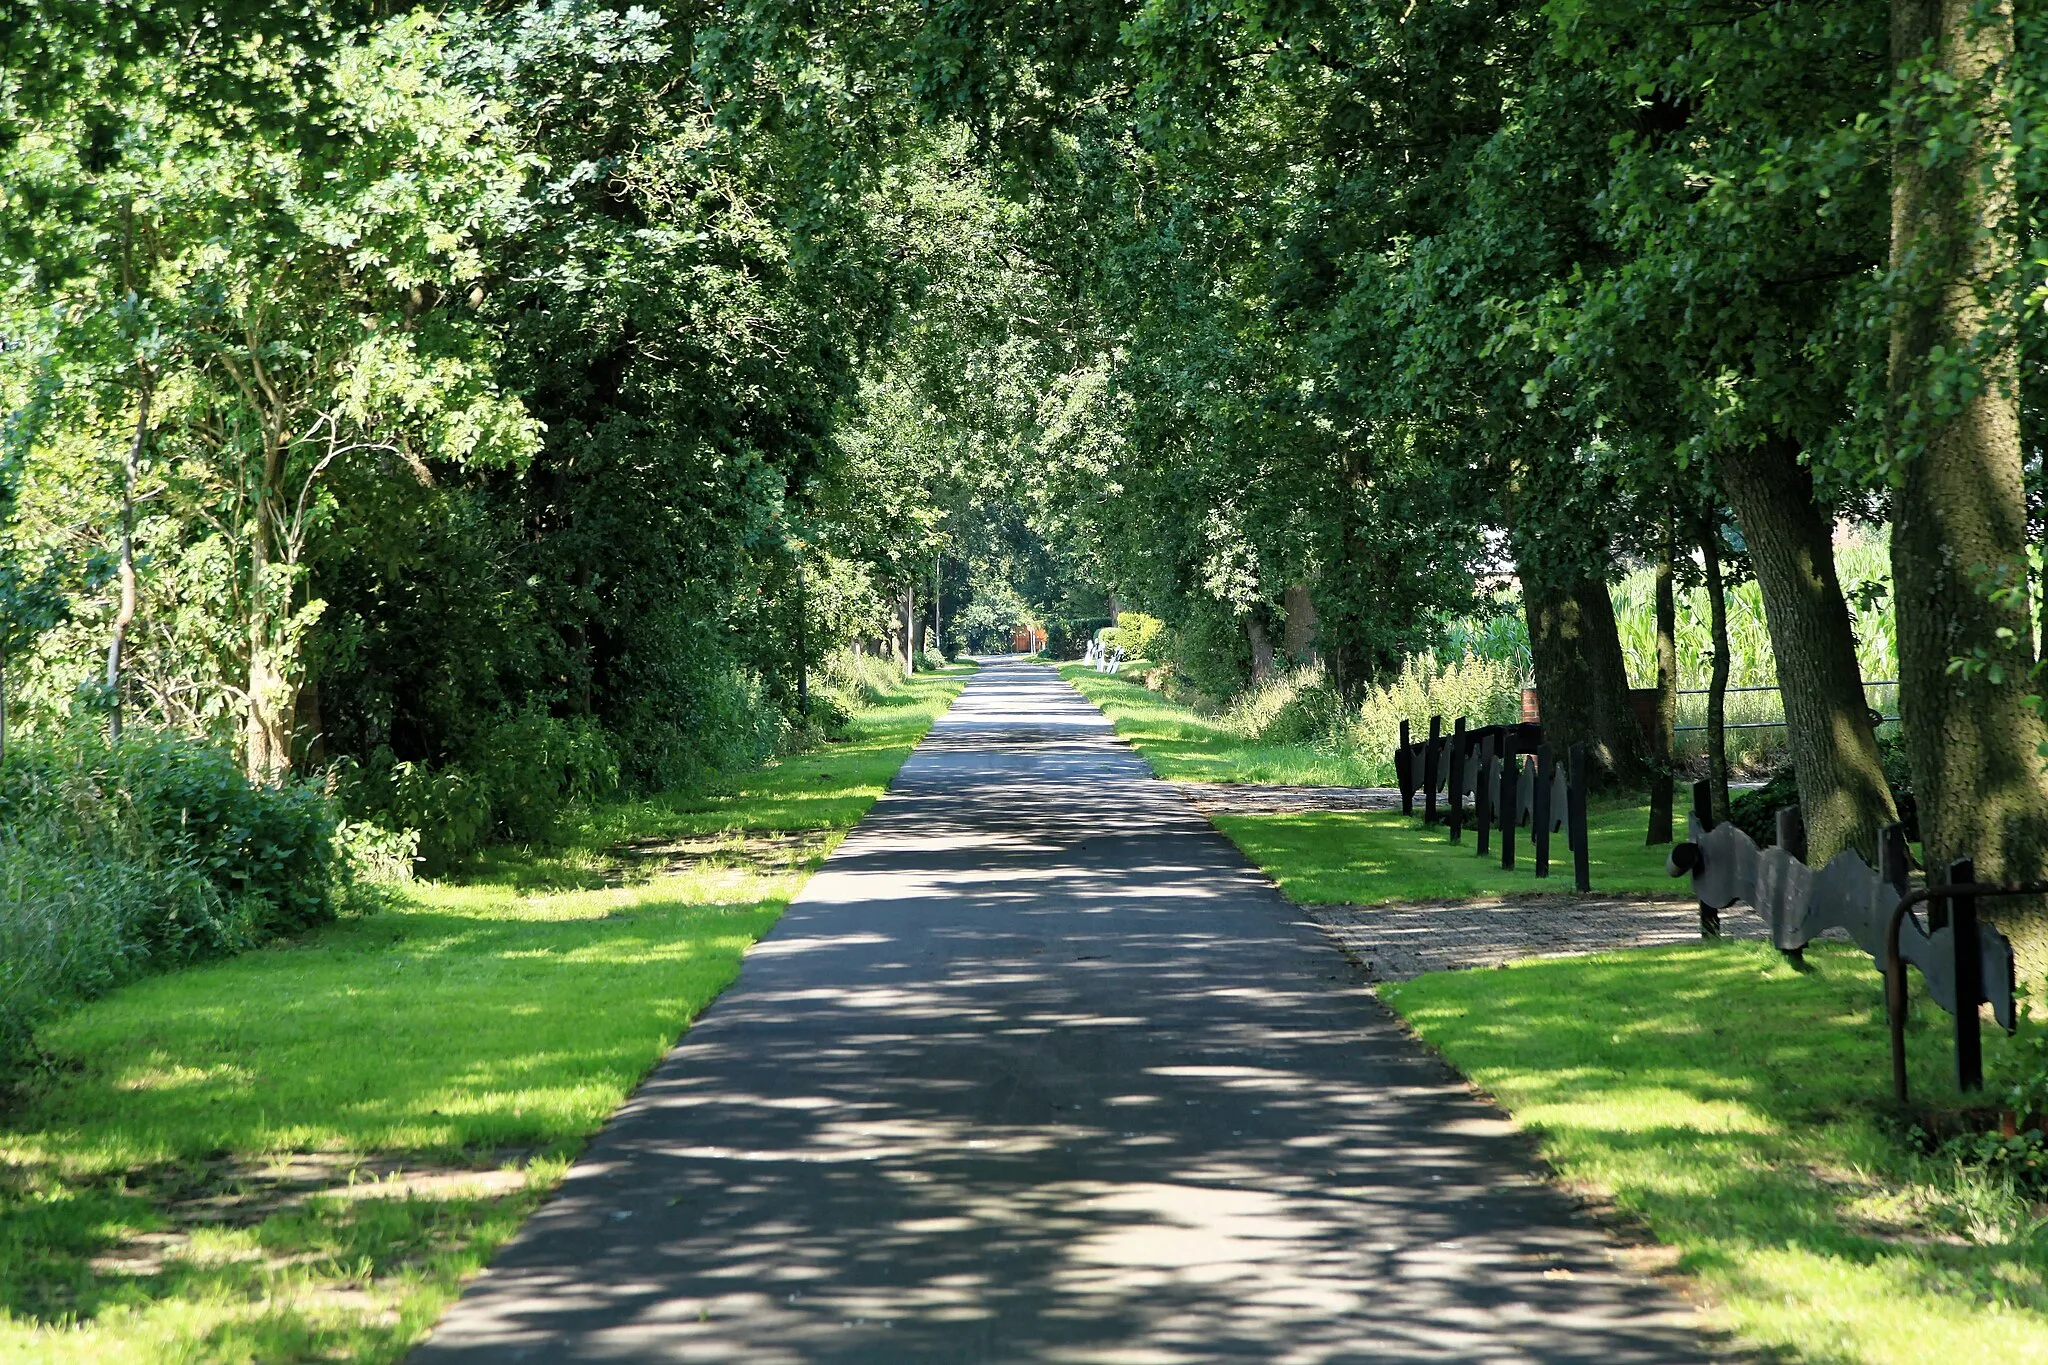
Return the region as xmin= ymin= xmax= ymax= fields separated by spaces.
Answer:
xmin=1212 ymin=656 xmax=1523 ymax=786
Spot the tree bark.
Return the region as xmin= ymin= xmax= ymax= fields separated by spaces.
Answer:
xmin=244 ymin=434 xmax=297 ymax=783
xmin=901 ymin=580 xmax=915 ymax=676
xmin=1700 ymin=518 xmax=1734 ymax=824
xmin=1523 ymin=569 xmax=1650 ymax=788
xmin=1889 ymin=0 xmax=2048 ymax=968
xmin=1245 ymin=614 xmax=1276 ymax=684
xmin=1283 ymin=583 xmax=1319 ymax=664
xmin=106 ymin=371 xmax=150 ymax=745
xmin=1717 ymin=439 xmax=1894 ymax=861
xmin=1647 ymin=512 xmax=1678 ymax=843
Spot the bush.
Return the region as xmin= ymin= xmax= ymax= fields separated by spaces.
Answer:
xmin=1158 ymin=607 xmax=1251 ymax=703
xmin=1222 ymin=662 xmax=1347 ymax=745
xmin=0 ymin=728 xmax=340 ymax=1061
xmin=1343 ymin=653 xmax=1523 ymax=785
xmin=470 ymin=709 xmax=619 ymax=843
xmin=820 ymin=647 xmax=901 ymax=708
xmin=330 ymin=709 xmax=621 ymax=870
xmin=918 ymin=646 xmax=950 ymax=672
xmin=1104 ymin=612 xmax=1166 ymax=661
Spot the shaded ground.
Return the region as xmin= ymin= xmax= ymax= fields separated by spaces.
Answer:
xmin=410 ymin=661 xmax=1716 ymax=1364
xmin=1308 ymin=896 xmax=1765 ymax=983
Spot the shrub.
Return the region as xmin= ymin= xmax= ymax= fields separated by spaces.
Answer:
xmin=470 ymin=709 xmax=619 ymax=843
xmin=1221 ymin=662 xmax=1347 ymax=745
xmin=1343 ymin=653 xmax=1523 ymax=785
xmin=1158 ymin=606 xmax=1251 ymax=703
xmin=820 ymin=647 xmax=901 ymax=708
xmin=0 ymin=727 xmax=339 ymax=1061
xmin=1104 ymin=612 xmax=1167 ymax=661
xmin=918 ymin=646 xmax=950 ymax=672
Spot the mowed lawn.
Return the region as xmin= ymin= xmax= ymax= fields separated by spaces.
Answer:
xmin=1061 ymin=661 xmax=1682 ymax=901
xmin=0 ymin=667 xmax=971 ymax=1364
xmin=1387 ymin=942 xmax=2048 ymax=1364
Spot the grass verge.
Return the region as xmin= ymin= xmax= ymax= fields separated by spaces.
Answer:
xmin=0 ymin=665 xmax=972 ymax=1363
xmin=1385 ymin=940 xmax=2048 ymax=1364
xmin=1061 ymin=662 xmax=1679 ymax=901
xmin=1215 ymin=808 xmax=1679 ymax=902
xmin=1059 ymin=664 xmax=1385 ymax=785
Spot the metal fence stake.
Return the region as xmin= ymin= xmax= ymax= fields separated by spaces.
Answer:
xmin=1499 ymin=753 xmax=1517 ymax=871
xmin=1568 ymin=743 xmax=1589 ymax=892
xmin=1950 ymin=857 xmax=1982 ymax=1092
xmin=1448 ymin=717 xmax=1468 ymax=842
xmin=1423 ymin=714 xmax=1442 ymax=825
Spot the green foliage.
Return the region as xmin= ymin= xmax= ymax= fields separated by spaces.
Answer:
xmin=1102 ymin=612 xmax=1166 ymax=661
xmin=0 ymin=728 xmax=338 ymax=1059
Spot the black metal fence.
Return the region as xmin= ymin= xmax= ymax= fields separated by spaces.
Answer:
xmin=1396 ymin=716 xmax=1593 ymax=891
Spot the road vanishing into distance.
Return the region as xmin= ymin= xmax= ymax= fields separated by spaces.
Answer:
xmin=411 ymin=660 xmax=1712 ymax=1364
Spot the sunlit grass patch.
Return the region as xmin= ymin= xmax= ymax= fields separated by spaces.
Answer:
xmin=0 ymin=666 xmax=970 ymax=1361
xmin=1385 ymin=941 xmax=2048 ymax=1363
xmin=1213 ymin=806 xmax=1681 ymax=902
xmin=1060 ymin=664 xmax=1387 ymax=785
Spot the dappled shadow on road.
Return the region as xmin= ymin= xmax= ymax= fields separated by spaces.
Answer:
xmin=411 ymin=662 xmax=1713 ymax=1364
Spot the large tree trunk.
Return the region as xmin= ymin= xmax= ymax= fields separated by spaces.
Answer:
xmin=1282 ymin=583 xmax=1319 ymax=663
xmin=1889 ymin=0 xmax=2048 ymax=968
xmin=1717 ymin=439 xmax=1894 ymax=862
xmin=1700 ymin=518 xmax=1734 ymax=824
xmin=1523 ymin=569 xmax=1649 ymax=788
xmin=1647 ymin=513 xmax=1678 ymax=843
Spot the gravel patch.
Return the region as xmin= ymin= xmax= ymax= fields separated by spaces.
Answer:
xmin=1307 ymin=894 xmax=1769 ymax=983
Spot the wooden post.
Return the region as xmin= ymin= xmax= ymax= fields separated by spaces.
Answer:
xmin=1533 ymin=743 xmax=1554 ymax=877
xmin=1776 ymin=806 xmax=1806 ymax=966
xmin=1423 ymin=714 xmax=1442 ymax=825
xmin=1499 ymin=754 xmax=1518 ymax=871
xmin=1569 ymin=742 xmax=1590 ymax=893
xmin=1949 ymin=857 xmax=1983 ymax=1092
xmin=1475 ymin=735 xmax=1495 ymax=856
xmin=1448 ymin=717 xmax=1468 ymax=842
xmin=1398 ymin=719 xmax=1414 ymax=816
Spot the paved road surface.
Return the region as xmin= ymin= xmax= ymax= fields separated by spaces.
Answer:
xmin=411 ymin=660 xmax=1713 ymax=1363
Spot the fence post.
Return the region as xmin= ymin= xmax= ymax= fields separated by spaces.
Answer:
xmin=1423 ymin=714 xmax=1442 ymax=825
xmin=1949 ymin=856 xmax=1983 ymax=1092
xmin=1776 ymin=806 xmax=1806 ymax=966
xmin=1499 ymin=752 xmax=1518 ymax=870
xmin=1475 ymin=735 xmax=1495 ymax=857
xmin=1569 ymin=742 xmax=1590 ymax=892
xmin=1398 ymin=719 xmax=1414 ymax=816
xmin=1533 ymin=743 xmax=1554 ymax=877
xmin=1448 ymin=717 xmax=1468 ymax=842
xmin=1692 ymin=780 xmax=1719 ymax=937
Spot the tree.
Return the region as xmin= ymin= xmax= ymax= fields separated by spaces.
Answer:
xmin=1888 ymin=0 xmax=2048 ymax=961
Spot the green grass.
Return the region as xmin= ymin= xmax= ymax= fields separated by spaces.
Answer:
xmin=1062 ymin=660 xmax=1682 ymax=902
xmin=1385 ymin=941 xmax=2048 ymax=1365
xmin=1215 ymin=806 xmax=1681 ymax=903
xmin=1060 ymin=663 xmax=1385 ymax=785
xmin=0 ymin=665 xmax=972 ymax=1363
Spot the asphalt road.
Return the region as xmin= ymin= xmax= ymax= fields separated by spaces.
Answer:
xmin=409 ymin=659 xmax=1714 ymax=1363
